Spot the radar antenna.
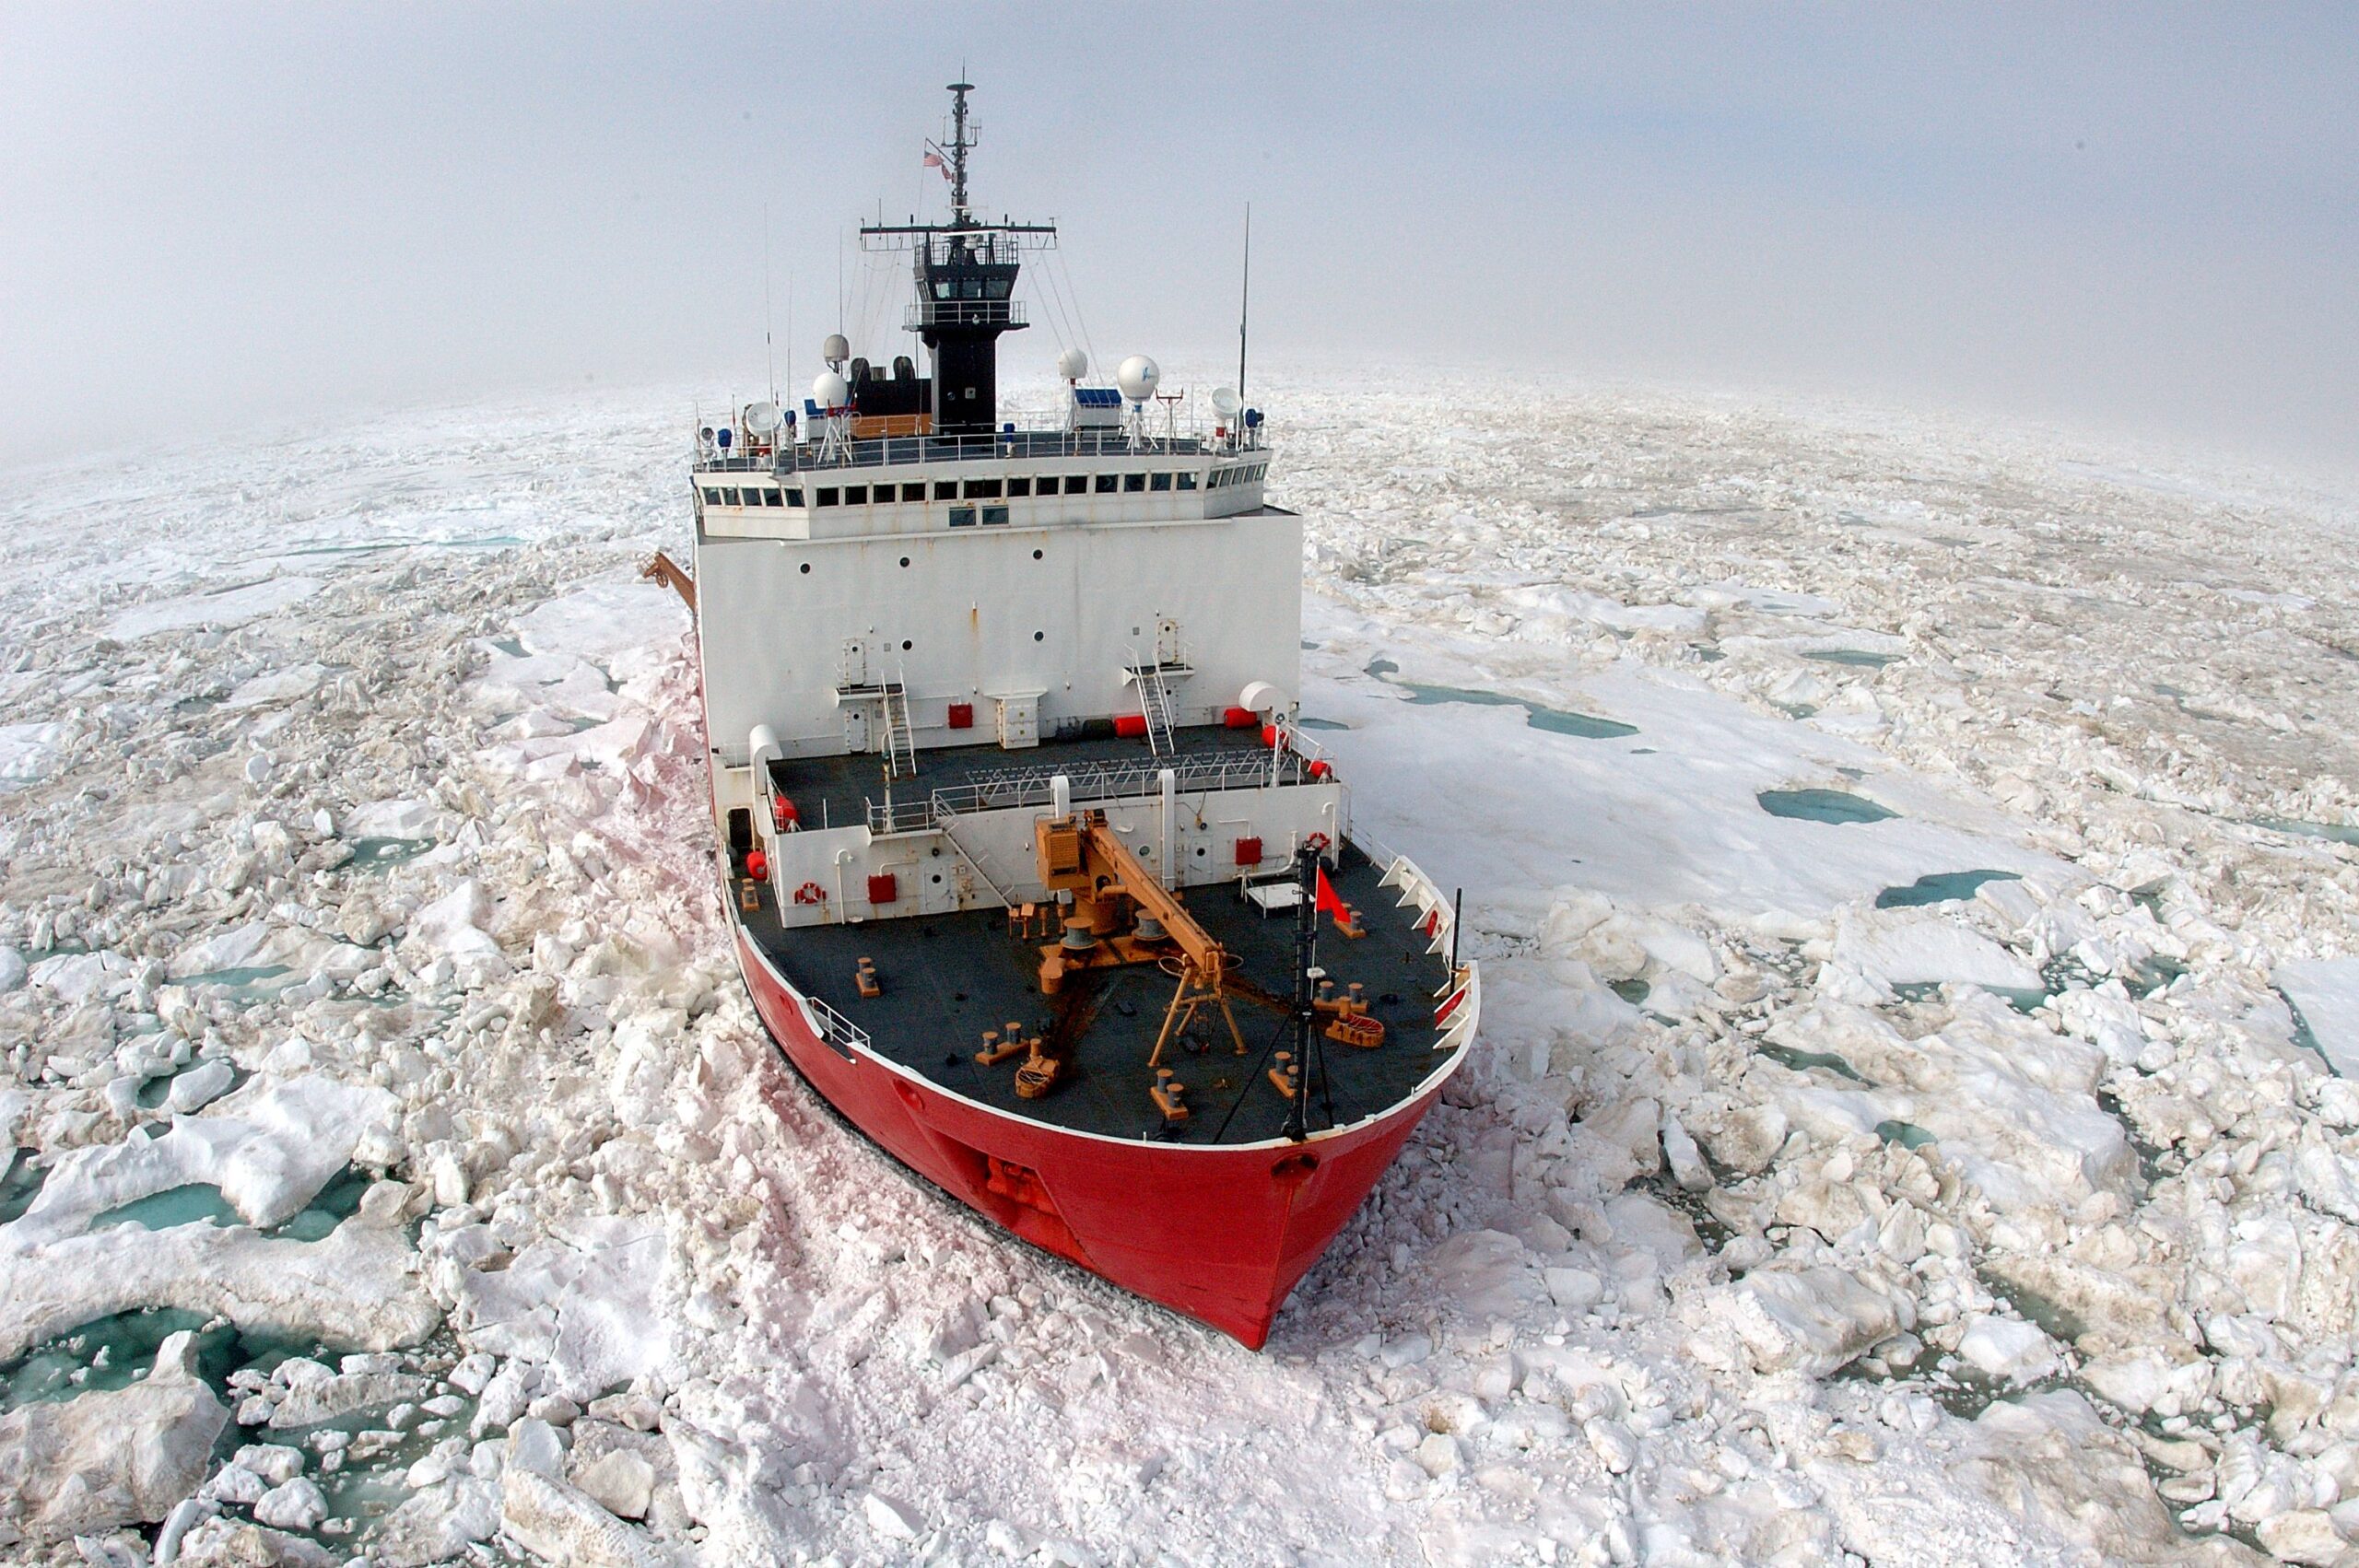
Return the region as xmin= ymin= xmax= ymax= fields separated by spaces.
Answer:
xmin=942 ymin=79 xmax=975 ymax=227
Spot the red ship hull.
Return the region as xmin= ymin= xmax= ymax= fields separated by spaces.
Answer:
xmin=733 ymin=921 xmax=1455 ymax=1348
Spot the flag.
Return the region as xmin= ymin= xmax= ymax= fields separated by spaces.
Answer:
xmin=923 ymin=149 xmax=950 ymax=181
xmin=1315 ymin=865 xmax=1348 ymax=920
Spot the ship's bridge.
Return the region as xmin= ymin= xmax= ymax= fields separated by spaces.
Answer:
xmin=694 ymin=423 xmax=1272 ymax=542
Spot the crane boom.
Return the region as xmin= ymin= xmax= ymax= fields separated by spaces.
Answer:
xmin=1031 ymin=810 xmax=1249 ymax=1064
xmin=1079 ymin=817 xmax=1224 ymax=980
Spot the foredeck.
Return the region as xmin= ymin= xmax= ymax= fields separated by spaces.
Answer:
xmin=740 ymin=841 xmax=1455 ymax=1146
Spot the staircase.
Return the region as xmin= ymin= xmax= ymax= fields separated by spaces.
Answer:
xmin=883 ymin=668 xmax=919 ymax=780
xmin=1137 ymin=659 xmax=1178 ymax=756
xmin=934 ymin=797 xmax=1017 ymax=905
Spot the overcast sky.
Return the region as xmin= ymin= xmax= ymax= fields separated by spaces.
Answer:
xmin=4 ymin=5 xmax=2353 ymax=471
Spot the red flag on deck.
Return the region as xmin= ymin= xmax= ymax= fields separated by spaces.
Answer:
xmin=1315 ymin=864 xmax=1348 ymax=920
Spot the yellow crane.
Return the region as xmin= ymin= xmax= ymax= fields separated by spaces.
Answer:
xmin=1031 ymin=810 xmax=1248 ymax=1065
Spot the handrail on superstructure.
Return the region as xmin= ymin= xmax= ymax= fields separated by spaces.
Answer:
xmin=693 ymin=423 xmax=1269 ymax=478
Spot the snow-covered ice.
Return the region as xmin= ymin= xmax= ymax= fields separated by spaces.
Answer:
xmin=1 ymin=372 xmax=2353 ymax=1563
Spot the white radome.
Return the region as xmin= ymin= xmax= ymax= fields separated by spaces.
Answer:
xmin=1238 ymin=680 xmax=1285 ymax=715
xmin=1056 ymin=347 xmax=1089 ymax=381
xmin=1211 ymin=386 xmax=1242 ymax=417
xmin=822 ymin=333 xmax=851 ymax=368
xmin=744 ymin=402 xmax=782 ymax=435
xmin=1116 ymin=355 xmax=1161 ymax=404
xmin=813 ymin=371 xmax=850 ymax=411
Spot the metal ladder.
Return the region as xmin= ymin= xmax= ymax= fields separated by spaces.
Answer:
xmin=933 ymin=797 xmax=1017 ymax=905
xmin=1138 ymin=659 xmax=1178 ymax=756
xmin=883 ymin=667 xmax=919 ymax=780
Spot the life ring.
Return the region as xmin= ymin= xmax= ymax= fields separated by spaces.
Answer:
xmin=792 ymin=881 xmax=827 ymax=906
xmin=1305 ymin=832 xmax=1332 ymax=853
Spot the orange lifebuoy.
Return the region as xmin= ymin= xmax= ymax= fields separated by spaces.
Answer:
xmin=745 ymin=849 xmax=769 ymax=882
xmin=1305 ymin=832 xmax=1331 ymax=853
xmin=792 ymin=881 xmax=827 ymax=906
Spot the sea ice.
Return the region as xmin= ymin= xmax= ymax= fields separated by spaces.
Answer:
xmin=4 ymin=374 xmax=2353 ymax=1565
xmin=2279 ymin=957 xmax=2359 ymax=1078
xmin=452 ymin=1215 xmax=675 ymax=1401
xmin=0 ymin=1329 xmax=226 ymax=1542
xmin=101 ymin=576 xmax=324 ymax=640
xmin=4 ymin=1073 xmax=393 ymax=1246
xmin=0 ymin=1203 xmax=437 ymax=1361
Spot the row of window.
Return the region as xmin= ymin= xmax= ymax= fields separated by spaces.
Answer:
xmin=698 ymin=463 xmax=1268 ymax=512
xmin=705 ymin=484 xmax=791 ymax=508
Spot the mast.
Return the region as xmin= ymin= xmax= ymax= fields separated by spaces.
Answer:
xmin=859 ymin=80 xmax=1057 ymax=436
xmin=946 ymin=79 xmax=974 ymax=226
xmin=1238 ymin=204 xmax=1251 ymax=401
xmin=1284 ymin=844 xmax=1327 ymax=1141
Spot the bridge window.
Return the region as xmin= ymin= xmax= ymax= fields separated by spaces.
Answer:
xmin=722 ymin=487 xmax=741 ymax=506
xmin=934 ymin=480 xmax=958 ymax=501
xmin=948 ymin=506 xmax=976 ymax=527
xmin=815 ymin=487 xmax=839 ymax=507
xmin=784 ymin=487 xmax=804 ymax=506
xmin=1150 ymin=472 xmax=1172 ymax=492
xmin=1064 ymin=474 xmax=1088 ymax=495
xmin=1178 ymin=472 xmax=1198 ymax=491
xmin=963 ymin=478 xmax=1003 ymax=499
xmin=1094 ymin=474 xmax=1117 ymax=494
xmin=762 ymin=487 xmax=784 ymax=507
xmin=982 ymin=505 xmax=1010 ymax=526
xmin=901 ymin=483 xmax=926 ymax=502
xmin=700 ymin=487 xmax=722 ymax=506
xmin=1122 ymin=473 xmax=1146 ymax=493
xmin=1007 ymin=476 xmax=1032 ymax=497
xmin=843 ymin=486 xmax=867 ymax=505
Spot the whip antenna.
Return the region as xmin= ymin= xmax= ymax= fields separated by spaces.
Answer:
xmin=764 ymin=204 xmax=776 ymax=404
xmin=1238 ymin=204 xmax=1251 ymax=400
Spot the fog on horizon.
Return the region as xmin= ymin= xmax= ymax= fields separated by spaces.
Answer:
xmin=3 ymin=5 xmax=2353 ymax=476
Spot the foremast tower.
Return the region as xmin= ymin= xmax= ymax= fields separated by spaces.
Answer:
xmin=862 ymin=81 xmax=1058 ymax=436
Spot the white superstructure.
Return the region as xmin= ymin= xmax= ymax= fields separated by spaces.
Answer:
xmin=674 ymin=77 xmax=1342 ymax=937
xmin=689 ymin=394 xmax=1334 ymax=930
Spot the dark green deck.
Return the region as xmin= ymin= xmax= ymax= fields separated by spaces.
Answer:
xmin=743 ymin=842 xmax=1455 ymax=1145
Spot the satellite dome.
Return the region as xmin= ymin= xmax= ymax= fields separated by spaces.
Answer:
xmin=1056 ymin=347 xmax=1089 ymax=381
xmin=813 ymin=370 xmax=850 ymax=411
xmin=1210 ymin=386 xmax=1242 ymax=417
xmin=821 ymin=333 xmax=850 ymax=368
xmin=745 ymin=401 xmax=782 ymax=435
xmin=1238 ymin=680 xmax=1286 ymax=715
xmin=1115 ymin=355 xmax=1161 ymax=404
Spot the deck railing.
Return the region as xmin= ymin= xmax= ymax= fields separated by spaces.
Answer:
xmin=863 ymin=746 xmax=1313 ymax=837
xmin=696 ymin=424 xmax=1268 ymax=478
xmin=801 ymin=990 xmax=872 ymax=1054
